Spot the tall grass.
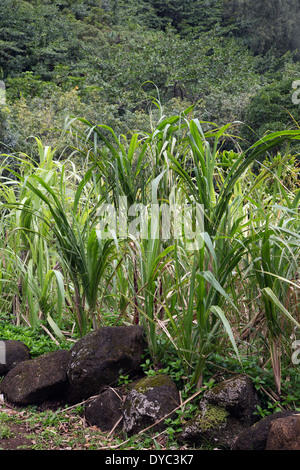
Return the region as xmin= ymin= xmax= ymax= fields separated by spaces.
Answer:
xmin=0 ymin=105 xmax=299 ymax=392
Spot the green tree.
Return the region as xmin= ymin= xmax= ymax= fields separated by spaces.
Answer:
xmin=0 ymin=0 xmax=106 ymax=79
xmin=243 ymin=78 xmax=300 ymax=147
xmin=222 ymin=0 xmax=300 ymax=57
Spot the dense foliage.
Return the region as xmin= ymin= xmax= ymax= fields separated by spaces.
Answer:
xmin=0 ymin=0 xmax=299 ymax=427
xmin=1 ymin=0 xmax=300 ymax=156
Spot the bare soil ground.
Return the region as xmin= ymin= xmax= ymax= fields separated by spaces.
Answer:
xmin=0 ymin=422 xmax=33 ymax=450
xmin=0 ymin=400 xmax=173 ymax=451
xmin=0 ymin=404 xmax=35 ymax=450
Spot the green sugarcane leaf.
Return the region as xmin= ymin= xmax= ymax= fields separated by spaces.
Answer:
xmin=210 ymin=305 xmax=241 ymax=363
xmin=47 ymin=314 xmax=65 ymax=340
xmin=198 ymin=270 xmax=239 ymax=313
xmin=262 ymin=287 xmax=300 ymax=329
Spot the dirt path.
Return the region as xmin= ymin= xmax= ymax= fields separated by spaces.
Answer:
xmin=0 ymin=405 xmax=34 ymax=450
xmin=0 ymin=422 xmax=33 ymax=450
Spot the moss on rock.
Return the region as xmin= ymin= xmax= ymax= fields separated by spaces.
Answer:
xmin=180 ymin=403 xmax=246 ymax=449
xmin=123 ymin=374 xmax=180 ymax=436
xmin=194 ymin=404 xmax=229 ymax=432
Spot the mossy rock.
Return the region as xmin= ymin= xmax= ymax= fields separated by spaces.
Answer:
xmin=123 ymin=374 xmax=180 ymax=436
xmin=0 ymin=340 xmax=31 ymax=377
xmin=0 ymin=350 xmax=70 ymax=405
xmin=202 ymin=374 xmax=260 ymax=425
xmin=85 ymin=388 xmax=123 ymax=433
xmin=179 ymin=404 xmax=247 ymax=449
xmin=67 ymin=326 xmax=146 ymax=401
xmin=231 ymin=411 xmax=300 ymax=450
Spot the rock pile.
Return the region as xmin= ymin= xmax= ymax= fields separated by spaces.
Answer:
xmin=0 ymin=327 xmax=299 ymax=450
xmin=0 ymin=326 xmax=146 ymax=405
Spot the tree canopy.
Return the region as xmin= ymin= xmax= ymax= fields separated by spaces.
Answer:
xmin=1 ymin=0 xmax=300 ymax=155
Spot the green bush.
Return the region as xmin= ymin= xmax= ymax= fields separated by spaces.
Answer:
xmin=243 ymin=79 xmax=300 ymax=147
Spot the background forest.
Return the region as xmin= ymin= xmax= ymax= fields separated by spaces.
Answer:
xmin=1 ymin=0 xmax=300 ymax=156
xmin=0 ymin=0 xmax=300 ymax=449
